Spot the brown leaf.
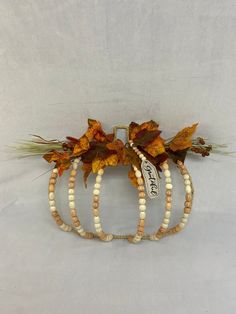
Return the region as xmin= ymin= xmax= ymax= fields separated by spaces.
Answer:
xmin=128 ymin=168 xmax=138 ymax=187
xmin=82 ymin=163 xmax=92 ymax=188
xmin=73 ymin=135 xmax=90 ymax=155
xmin=169 ymin=123 xmax=198 ymax=152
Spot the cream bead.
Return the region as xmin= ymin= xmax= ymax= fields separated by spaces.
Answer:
xmin=50 ymin=206 xmax=56 ymax=212
xmin=184 ymin=179 xmax=191 ymax=186
xmin=164 ymin=211 xmax=171 ymax=218
xmin=93 ymin=189 xmax=100 ymax=196
xmin=73 ymin=163 xmax=78 ymax=170
xmin=74 ymin=158 xmax=80 ymax=164
xmin=139 ymin=205 xmax=146 ymax=211
xmin=161 ymin=223 xmax=168 ymax=229
xmin=183 ymin=213 xmax=189 ymax=218
xmin=96 ymin=175 xmax=102 ymax=183
xmin=185 ymin=185 xmax=192 ymax=194
xmin=49 ymin=200 xmax=55 ymax=206
xmin=140 ymin=212 xmax=146 ymax=219
xmin=49 ymin=192 xmax=55 ymax=200
xmin=139 ymin=198 xmax=146 ymax=205
xmin=179 ymin=222 xmax=185 ymax=229
xmin=166 ymin=183 xmax=173 ymax=190
xmin=69 ymin=201 xmax=75 ymax=209
xmin=164 ymin=170 xmax=171 ymax=177
xmin=183 ymin=174 xmax=190 ymax=180
xmin=166 ymin=203 xmax=172 ymax=210
xmin=163 ymin=218 xmax=169 ymax=224
xmin=52 ymin=168 xmax=58 ymax=173
xmin=135 ymin=170 xmax=142 ymax=178
xmin=96 ymin=227 xmax=102 ymax=233
xmin=94 ymin=216 xmax=100 ymax=223
xmin=181 ymin=218 xmax=188 ymax=224
xmin=68 ymin=189 xmax=74 ymax=195
xmin=95 ymin=223 xmax=101 ymax=229
xmin=94 ymin=183 xmax=101 ymax=189
xmin=165 ymin=177 xmax=172 ymax=183
xmin=98 ymin=169 xmax=104 ymax=176
xmin=162 ymin=162 xmax=169 ymax=170
xmin=68 ymin=195 xmax=74 ymax=201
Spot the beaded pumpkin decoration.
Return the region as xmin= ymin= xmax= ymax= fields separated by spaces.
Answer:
xmin=16 ymin=119 xmax=218 ymax=244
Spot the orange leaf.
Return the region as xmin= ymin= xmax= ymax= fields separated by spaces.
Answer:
xmin=144 ymin=136 xmax=165 ymax=157
xmin=169 ymin=123 xmax=198 ymax=152
xmin=73 ymin=135 xmax=90 ymax=155
xmin=82 ymin=163 xmax=92 ymax=188
xmin=85 ymin=119 xmax=107 ymax=142
xmin=92 ymin=154 xmax=118 ymax=173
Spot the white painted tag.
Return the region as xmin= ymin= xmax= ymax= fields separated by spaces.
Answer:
xmin=141 ymin=159 xmax=160 ymax=199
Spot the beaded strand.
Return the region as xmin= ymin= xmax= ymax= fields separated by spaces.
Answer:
xmin=68 ymin=158 xmax=94 ymax=239
xmin=92 ymin=168 xmax=114 ymax=242
xmin=48 ymin=168 xmax=72 ymax=232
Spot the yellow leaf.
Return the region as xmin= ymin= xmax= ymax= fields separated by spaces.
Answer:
xmin=73 ymin=135 xmax=90 ymax=155
xmin=169 ymin=123 xmax=198 ymax=152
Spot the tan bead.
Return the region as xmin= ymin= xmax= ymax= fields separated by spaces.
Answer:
xmin=139 ymin=219 xmax=145 ymax=227
xmin=71 ymin=209 xmax=77 ymax=217
xmin=166 ymin=190 xmax=172 ymax=196
xmin=70 ymin=169 xmax=77 ymax=177
xmin=184 ymin=207 xmax=191 ymax=214
xmin=49 ymin=178 xmax=56 ymax=185
xmin=138 ymin=185 xmax=145 ymax=191
xmin=93 ymin=196 xmax=99 ymax=202
xmin=166 ymin=203 xmax=172 ymax=210
xmin=51 ymin=173 xmax=57 ymax=179
xmin=69 ymin=177 xmax=76 ymax=182
xmin=185 ymin=201 xmax=191 ymax=208
xmin=139 ymin=192 xmax=146 ymax=198
xmin=73 ymin=221 xmax=80 ymax=227
xmin=159 ymin=227 xmax=167 ymax=233
xmin=51 ymin=211 xmax=58 ymax=217
xmin=186 ymin=194 xmax=192 ymax=201
xmin=93 ymin=202 xmax=99 ymax=209
xmin=166 ymin=196 xmax=172 ymax=202
xmin=137 ymin=178 xmax=144 ymax=185
xmin=48 ymin=184 xmax=54 ymax=192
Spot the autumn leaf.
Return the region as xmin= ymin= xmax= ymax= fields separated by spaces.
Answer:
xmin=73 ymin=135 xmax=90 ymax=155
xmin=144 ymin=136 xmax=165 ymax=157
xmin=92 ymin=154 xmax=118 ymax=173
xmin=85 ymin=119 xmax=107 ymax=142
xmin=169 ymin=123 xmax=198 ymax=152
xmin=82 ymin=163 xmax=92 ymax=187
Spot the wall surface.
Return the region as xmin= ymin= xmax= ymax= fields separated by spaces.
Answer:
xmin=0 ymin=1 xmax=236 ymax=313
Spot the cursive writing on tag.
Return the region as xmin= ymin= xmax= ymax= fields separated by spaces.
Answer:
xmin=141 ymin=159 xmax=160 ymax=199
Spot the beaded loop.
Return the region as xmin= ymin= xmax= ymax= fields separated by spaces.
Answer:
xmin=68 ymin=158 xmax=94 ymax=239
xmin=48 ymin=168 xmax=72 ymax=232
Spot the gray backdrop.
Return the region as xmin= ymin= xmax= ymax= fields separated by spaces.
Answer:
xmin=0 ymin=1 xmax=236 ymax=313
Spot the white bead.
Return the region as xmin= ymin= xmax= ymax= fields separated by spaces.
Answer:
xmin=69 ymin=201 xmax=75 ymax=209
xmin=164 ymin=211 xmax=171 ymax=218
xmin=73 ymin=163 xmax=78 ymax=170
xmin=68 ymin=189 xmax=74 ymax=195
xmin=181 ymin=218 xmax=188 ymax=224
xmin=95 ymin=223 xmax=101 ymax=229
xmin=139 ymin=198 xmax=146 ymax=205
xmin=49 ymin=200 xmax=55 ymax=206
xmin=139 ymin=205 xmax=146 ymax=211
xmin=140 ymin=212 xmax=146 ymax=219
xmin=50 ymin=206 xmax=56 ymax=212
xmin=93 ymin=189 xmax=100 ymax=195
xmin=183 ymin=174 xmax=189 ymax=180
xmin=68 ymin=195 xmax=74 ymax=201
xmin=94 ymin=183 xmax=101 ymax=189
xmin=141 ymin=156 xmax=146 ymax=161
xmin=139 ymin=154 xmax=144 ymax=159
xmin=52 ymin=168 xmax=58 ymax=173
xmin=94 ymin=216 xmax=100 ymax=223
xmin=162 ymin=162 xmax=169 ymax=170
xmin=183 ymin=213 xmax=189 ymax=218
xmin=74 ymin=158 xmax=80 ymax=163
xmin=49 ymin=192 xmax=55 ymax=200
xmin=164 ymin=170 xmax=171 ymax=178
xmin=96 ymin=175 xmax=102 ymax=183
xmin=98 ymin=169 xmax=104 ymax=176
xmin=133 ymin=165 xmax=138 ymax=171
xmin=166 ymin=183 xmax=173 ymax=190
xmin=161 ymin=223 xmax=168 ymax=229
xmin=179 ymin=222 xmax=185 ymax=229
xmin=96 ymin=227 xmax=102 ymax=233
xmin=130 ymin=142 xmax=134 ymax=147
xmin=135 ymin=170 xmax=142 ymax=178
xmin=165 ymin=177 xmax=172 ymax=183
xmin=184 ymin=179 xmax=191 ymax=186
xmin=163 ymin=218 xmax=169 ymax=224
xmin=80 ymin=231 xmax=86 ymax=236
xmin=185 ymin=185 xmax=192 ymax=194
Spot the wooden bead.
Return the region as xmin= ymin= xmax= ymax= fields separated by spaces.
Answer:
xmin=68 ymin=182 xmax=74 ymax=188
xmin=70 ymin=169 xmax=76 ymax=177
xmin=162 ymin=162 xmax=169 ymax=170
xmin=93 ymin=202 xmax=99 ymax=209
xmin=166 ymin=196 xmax=172 ymax=202
xmin=166 ymin=183 xmax=173 ymax=190
xmin=139 ymin=198 xmax=146 ymax=205
xmin=184 ymin=207 xmax=191 ymax=214
xmin=185 ymin=201 xmax=191 ymax=208
xmin=186 ymin=194 xmax=192 ymax=201
xmin=93 ymin=209 xmax=99 ymax=216
xmin=93 ymin=195 xmax=99 ymax=202
xmin=139 ymin=219 xmax=145 ymax=227
xmin=137 ymin=178 xmax=144 ymax=185
xmin=164 ymin=170 xmax=171 ymax=177
xmin=166 ymin=203 xmax=172 ymax=210
xmin=49 ymin=185 xmax=54 ymax=192
xmin=166 ymin=190 xmax=172 ymax=196
xmin=185 ymin=185 xmax=192 ymax=194
xmin=138 ymin=186 xmax=145 ymax=191
xmin=139 ymin=192 xmax=146 ymax=198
